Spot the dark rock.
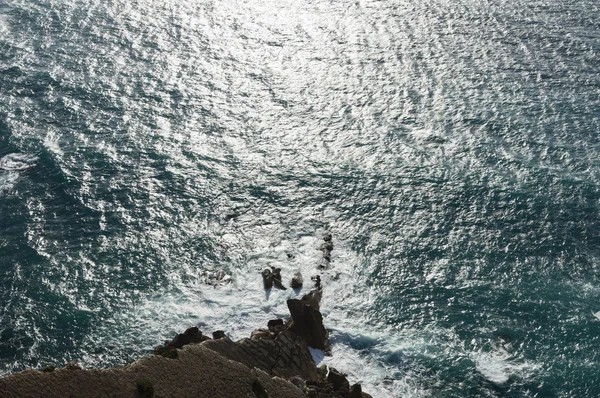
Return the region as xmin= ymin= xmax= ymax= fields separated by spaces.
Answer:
xmin=271 ymin=267 xmax=287 ymax=290
xmin=169 ymin=327 xmax=208 ymax=349
xmin=287 ymin=299 xmax=330 ymax=354
xmin=316 ymin=365 xmax=328 ymax=380
xmin=311 ymin=275 xmax=322 ymax=289
xmin=153 ymin=327 xmax=209 ymax=358
xmin=136 ymin=380 xmax=155 ymax=398
xmin=323 ymin=233 xmax=332 ymax=242
xmin=291 ymin=272 xmax=303 ymax=289
xmin=153 ymin=346 xmax=178 ymax=359
xmin=262 ymin=269 xmax=274 ymax=289
xmin=252 ymin=380 xmax=269 ymax=398
xmin=301 ymin=289 xmax=322 ymax=311
xmin=326 ymin=368 xmax=349 ymax=392
xmin=213 ymin=330 xmax=226 ymax=340
xmin=267 ymin=319 xmax=284 ymax=329
xmin=348 ymin=384 xmax=362 ymax=398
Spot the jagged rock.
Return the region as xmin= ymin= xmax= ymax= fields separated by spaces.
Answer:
xmin=291 ymin=272 xmax=303 ymax=289
xmin=262 ymin=268 xmax=274 ymax=289
xmin=287 ymin=299 xmax=330 ymax=354
xmin=327 ymin=368 xmax=349 ymax=392
xmin=213 ymin=331 xmax=226 ymax=340
xmin=348 ymin=384 xmax=363 ymax=398
xmin=301 ymin=289 xmax=322 ymax=311
xmin=271 ymin=267 xmax=287 ymax=290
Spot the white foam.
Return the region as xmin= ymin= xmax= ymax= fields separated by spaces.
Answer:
xmin=0 ymin=153 xmax=37 ymax=171
xmin=472 ymin=349 xmax=538 ymax=386
xmin=0 ymin=171 xmax=20 ymax=195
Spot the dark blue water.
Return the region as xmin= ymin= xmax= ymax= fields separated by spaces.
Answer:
xmin=1 ymin=0 xmax=600 ymax=396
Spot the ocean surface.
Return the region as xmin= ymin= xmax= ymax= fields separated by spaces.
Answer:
xmin=1 ymin=0 xmax=599 ymax=396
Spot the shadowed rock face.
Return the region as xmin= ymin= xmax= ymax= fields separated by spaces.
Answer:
xmin=287 ymin=299 xmax=331 ymax=355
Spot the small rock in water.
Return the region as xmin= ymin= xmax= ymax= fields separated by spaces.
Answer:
xmin=271 ymin=267 xmax=287 ymax=290
xmin=262 ymin=268 xmax=274 ymax=289
xmin=311 ymin=275 xmax=321 ymax=289
xmin=291 ymin=272 xmax=303 ymax=289
xmin=212 ymin=330 xmax=226 ymax=340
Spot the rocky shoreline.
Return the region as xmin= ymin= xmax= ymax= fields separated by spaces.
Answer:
xmin=0 ymin=234 xmax=371 ymax=398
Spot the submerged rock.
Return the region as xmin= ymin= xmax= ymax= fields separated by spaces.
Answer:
xmin=207 ymin=270 xmax=232 ymax=287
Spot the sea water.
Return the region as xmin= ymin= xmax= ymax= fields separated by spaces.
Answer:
xmin=1 ymin=0 xmax=600 ymax=396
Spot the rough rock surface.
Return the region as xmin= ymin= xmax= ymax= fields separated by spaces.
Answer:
xmin=0 ymin=344 xmax=306 ymax=398
xmin=202 ymin=330 xmax=319 ymax=381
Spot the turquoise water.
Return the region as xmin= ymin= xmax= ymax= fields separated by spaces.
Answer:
xmin=1 ymin=0 xmax=600 ymax=396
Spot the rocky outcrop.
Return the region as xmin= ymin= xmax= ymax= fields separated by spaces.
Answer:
xmin=202 ymin=330 xmax=318 ymax=381
xmin=0 ymin=344 xmax=307 ymax=398
xmin=262 ymin=267 xmax=287 ymax=290
xmin=0 ymin=233 xmax=374 ymax=398
xmin=287 ymin=297 xmax=331 ymax=355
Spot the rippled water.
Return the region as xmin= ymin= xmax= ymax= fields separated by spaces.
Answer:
xmin=1 ymin=0 xmax=600 ymax=396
